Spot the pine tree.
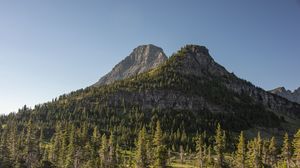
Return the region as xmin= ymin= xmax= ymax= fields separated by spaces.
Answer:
xmin=100 ymin=134 xmax=108 ymax=167
xmin=235 ymin=131 xmax=246 ymax=168
xmin=49 ymin=123 xmax=61 ymax=164
xmin=153 ymin=121 xmax=167 ymax=168
xmin=108 ymin=131 xmax=117 ymax=167
xmin=196 ymin=134 xmax=205 ymax=168
xmin=206 ymin=145 xmax=213 ymax=167
xmin=24 ymin=119 xmax=39 ymax=168
xmin=65 ymin=124 xmax=76 ymax=168
xmin=268 ymin=136 xmax=277 ymax=166
xmin=247 ymin=132 xmax=263 ymax=168
xmin=8 ymin=123 xmax=18 ymax=162
xmin=261 ymin=139 xmax=269 ymax=165
xmin=91 ymin=126 xmax=100 ymax=167
xmin=0 ymin=129 xmax=12 ymax=167
xmin=281 ymin=133 xmax=291 ymax=168
xmin=292 ymin=129 xmax=300 ymax=167
xmin=58 ymin=129 xmax=68 ymax=166
xmin=83 ymin=141 xmax=93 ymax=167
xmin=214 ymin=123 xmax=225 ymax=168
xmin=135 ymin=127 xmax=149 ymax=168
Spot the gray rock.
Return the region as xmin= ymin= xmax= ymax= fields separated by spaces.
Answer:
xmin=94 ymin=44 xmax=167 ymax=86
xmin=270 ymin=87 xmax=300 ymax=104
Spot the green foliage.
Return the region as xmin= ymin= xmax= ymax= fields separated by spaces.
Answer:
xmin=235 ymin=131 xmax=246 ymax=168
xmin=293 ymin=129 xmax=300 ymax=167
xmin=135 ymin=127 xmax=149 ymax=168
xmin=100 ymin=134 xmax=109 ymax=167
xmin=196 ymin=133 xmax=205 ymax=168
xmin=247 ymin=132 xmax=263 ymax=168
xmin=153 ymin=121 xmax=167 ymax=168
xmin=281 ymin=133 xmax=291 ymax=168
xmin=214 ymin=123 xmax=226 ymax=168
xmin=268 ymin=136 xmax=277 ymax=166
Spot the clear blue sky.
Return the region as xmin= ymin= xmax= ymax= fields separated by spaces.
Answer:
xmin=1 ymin=0 xmax=300 ymax=114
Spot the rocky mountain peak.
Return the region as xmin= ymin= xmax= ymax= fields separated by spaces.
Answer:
xmin=272 ymin=87 xmax=287 ymax=92
xmin=130 ymin=44 xmax=166 ymax=65
xmin=94 ymin=44 xmax=167 ymax=86
xmin=174 ymin=45 xmax=229 ymax=78
xmin=270 ymin=86 xmax=300 ymax=104
xmin=294 ymin=87 xmax=300 ymax=94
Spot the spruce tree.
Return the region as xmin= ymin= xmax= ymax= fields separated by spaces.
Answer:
xmin=24 ymin=119 xmax=39 ymax=168
xmin=65 ymin=124 xmax=76 ymax=168
xmin=8 ymin=123 xmax=18 ymax=162
xmin=108 ymin=131 xmax=117 ymax=167
xmin=0 ymin=129 xmax=12 ymax=167
xmin=247 ymin=132 xmax=263 ymax=168
xmin=268 ymin=136 xmax=277 ymax=166
xmin=58 ymin=130 xmax=68 ymax=166
xmin=281 ymin=133 xmax=291 ymax=168
xmin=261 ymin=139 xmax=269 ymax=165
xmin=100 ymin=134 xmax=108 ymax=167
xmin=153 ymin=121 xmax=167 ymax=168
xmin=292 ymin=129 xmax=300 ymax=167
xmin=235 ymin=131 xmax=246 ymax=168
xmin=196 ymin=134 xmax=205 ymax=168
xmin=49 ymin=123 xmax=61 ymax=164
xmin=214 ymin=123 xmax=225 ymax=168
xmin=135 ymin=127 xmax=149 ymax=168
xmin=206 ymin=145 xmax=213 ymax=167
xmin=91 ymin=126 xmax=100 ymax=167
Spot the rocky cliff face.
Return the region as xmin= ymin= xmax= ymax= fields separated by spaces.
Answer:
xmin=94 ymin=44 xmax=167 ymax=86
xmin=169 ymin=45 xmax=230 ymax=78
xmin=270 ymin=87 xmax=300 ymax=104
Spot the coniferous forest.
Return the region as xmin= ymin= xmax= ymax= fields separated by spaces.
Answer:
xmin=0 ymin=117 xmax=300 ymax=168
xmin=1 ymin=45 xmax=300 ymax=168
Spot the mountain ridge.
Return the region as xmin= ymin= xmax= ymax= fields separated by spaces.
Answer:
xmin=84 ymin=45 xmax=300 ymax=130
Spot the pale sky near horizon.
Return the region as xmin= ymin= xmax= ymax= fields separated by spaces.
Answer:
xmin=0 ymin=0 xmax=300 ymax=114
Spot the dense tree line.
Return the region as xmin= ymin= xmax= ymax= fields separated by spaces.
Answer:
xmin=0 ymin=119 xmax=300 ymax=167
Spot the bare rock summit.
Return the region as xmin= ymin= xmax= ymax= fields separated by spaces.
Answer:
xmin=94 ymin=44 xmax=167 ymax=86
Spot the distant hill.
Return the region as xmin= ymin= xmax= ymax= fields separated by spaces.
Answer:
xmin=270 ymin=87 xmax=300 ymax=104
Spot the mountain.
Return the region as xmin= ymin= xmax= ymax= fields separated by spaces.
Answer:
xmin=1 ymin=44 xmax=300 ymax=167
xmin=94 ymin=44 xmax=167 ymax=86
xmin=9 ymin=45 xmax=300 ymax=132
xmin=270 ymin=87 xmax=300 ymax=104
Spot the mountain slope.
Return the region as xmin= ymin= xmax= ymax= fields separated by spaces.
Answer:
xmin=94 ymin=44 xmax=167 ymax=86
xmin=270 ymin=87 xmax=300 ymax=104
